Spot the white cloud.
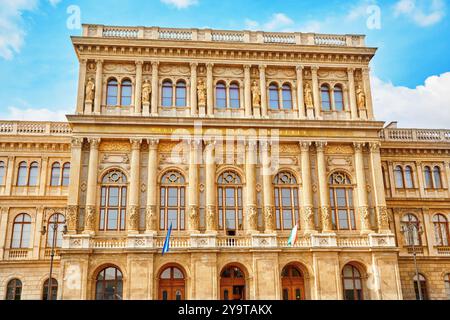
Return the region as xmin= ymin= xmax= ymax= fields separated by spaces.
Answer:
xmin=48 ymin=0 xmax=61 ymax=6
xmin=263 ymin=13 xmax=294 ymax=31
xmin=372 ymin=72 xmax=450 ymax=128
xmin=244 ymin=19 xmax=259 ymax=31
xmin=161 ymin=0 xmax=198 ymax=9
xmin=394 ymin=0 xmax=446 ymax=27
xmin=5 ymin=106 xmax=70 ymax=122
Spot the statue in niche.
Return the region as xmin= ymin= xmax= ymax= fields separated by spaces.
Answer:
xmin=142 ymin=80 xmax=151 ymax=104
xmin=85 ymin=78 xmax=95 ymax=102
xmin=356 ymin=85 xmax=366 ymax=109
xmin=197 ymin=79 xmax=206 ymax=106
xmin=251 ymin=80 xmax=261 ymax=107
xmin=304 ymin=82 xmax=314 ymax=109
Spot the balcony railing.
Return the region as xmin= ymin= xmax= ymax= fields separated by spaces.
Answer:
xmin=82 ymin=24 xmax=367 ymax=48
xmin=436 ymin=246 xmax=450 ymax=255
xmin=5 ymin=249 xmax=32 ymax=260
xmin=0 ymin=121 xmax=72 ymax=136
xmin=380 ymin=128 xmax=450 ymax=143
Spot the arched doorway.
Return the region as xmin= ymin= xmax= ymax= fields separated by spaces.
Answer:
xmin=281 ymin=264 xmax=305 ymax=300
xmin=159 ymin=265 xmax=186 ymax=300
xmin=220 ymin=265 xmax=246 ymax=300
xmin=95 ymin=266 xmax=123 ymax=300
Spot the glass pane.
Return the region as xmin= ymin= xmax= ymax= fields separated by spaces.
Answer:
xmin=51 ymin=166 xmax=60 ymax=186
xmin=226 ymin=210 xmax=236 ymax=230
xmin=108 ymin=187 xmax=119 ymax=206
xmin=338 ymin=210 xmax=349 ymax=229
xmin=334 ymin=88 xmax=344 ymax=111
xmin=162 ymin=84 xmax=173 ymax=107
xmin=168 ymin=187 xmax=178 ymax=206
xmin=282 ymin=86 xmax=292 ymax=110
xmin=433 ymin=168 xmax=442 ymax=188
xmin=395 ymin=169 xmax=404 ymax=188
xmin=216 ymin=85 xmax=226 ymax=108
xmin=121 ymin=83 xmax=132 ymax=106
xmin=176 ymin=86 xmax=186 ymax=107
xmin=281 ymin=188 xmax=292 ymax=206
xmin=336 ymin=189 xmax=346 ymax=206
xmin=17 ymin=166 xmax=27 ymax=186
xmin=321 ymin=87 xmax=331 ymax=111
xmin=225 ymin=188 xmax=235 ymax=206
xmin=107 ymin=209 xmax=118 ymax=230
xmin=167 ymin=209 xmax=178 ymax=229
xmin=29 ymin=165 xmax=39 ymax=186
xmin=283 ymin=209 xmax=293 ymax=230
xmin=269 ymin=87 xmax=279 ymax=109
xmin=424 ymin=168 xmax=433 ymax=188
xmin=162 ymin=291 xmax=168 ymax=300
xmin=173 ymin=268 xmax=184 ymax=279
xmin=283 ymin=289 xmax=289 ymax=300
xmin=161 ymin=269 xmax=171 ymax=279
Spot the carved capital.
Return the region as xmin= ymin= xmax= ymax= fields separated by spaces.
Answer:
xmin=245 ymin=139 xmax=258 ymax=152
xmin=71 ymin=137 xmax=83 ymax=149
xmin=206 ymin=63 xmax=214 ymax=70
xmin=88 ymin=138 xmax=101 ymax=149
xmin=244 ymin=64 xmax=251 ymax=72
xmin=147 ymin=138 xmax=160 ymax=149
xmin=369 ymin=142 xmax=381 ymax=153
xmin=353 ymin=142 xmax=365 ymax=152
xmin=151 ymin=60 xmax=159 ymax=68
xmin=135 ymin=60 xmax=144 ymax=66
xmin=259 ymin=65 xmax=267 ymax=72
xmin=296 ymin=65 xmax=304 ymax=72
xmin=190 ymin=62 xmax=198 ymax=70
xmin=299 ymin=141 xmax=312 ymax=152
xmin=130 ymin=138 xmax=142 ymax=150
xmin=260 ymin=140 xmax=271 ymax=152
xmin=95 ymin=59 xmax=104 ymax=65
xmin=315 ymin=141 xmax=327 ymax=152
xmin=311 ymin=65 xmax=319 ymax=73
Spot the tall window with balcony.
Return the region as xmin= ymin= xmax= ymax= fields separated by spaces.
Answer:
xmin=433 ymin=214 xmax=449 ymax=247
xmin=229 ymin=82 xmax=240 ymax=109
xmin=17 ymin=161 xmax=39 ymax=187
xmin=281 ymin=84 xmax=293 ymax=110
xmin=401 ymin=214 xmax=421 ymax=246
xmin=106 ymin=79 xmax=119 ymax=106
xmin=121 ymin=79 xmax=132 ymax=106
xmin=321 ymin=84 xmax=331 ymax=111
xmin=269 ymin=83 xmax=280 ymax=110
xmin=217 ymin=171 xmax=243 ymax=235
xmin=175 ymin=81 xmax=187 ymax=107
xmin=395 ymin=165 xmax=414 ymax=189
xmin=51 ymin=162 xmax=70 ymax=187
xmin=162 ymin=80 xmax=173 ymax=107
xmin=46 ymin=213 xmax=66 ymax=248
xmin=273 ymin=172 xmax=299 ymax=231
xmin=11 ymin=213 xmax=31 ymax=249
xmin=333 ymin=85 xmax=344 ymax=111
xmin=99 ymin=170 xmax=128 ymax=231
xmin=329 ymin=172 xmax=355 ymax=230
xmin=160 ymin=171 xmax=186 ymax=231
xmin=215 ymin=82 xmax=227 ymax=109
xmin=424 ymin=166 xmax=443 ymax=189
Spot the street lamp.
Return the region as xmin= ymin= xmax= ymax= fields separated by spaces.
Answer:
xmin=41 ymin=219 xmax=68 ymax=301
xmin=400 ymin=215 xmax=424 ymax=300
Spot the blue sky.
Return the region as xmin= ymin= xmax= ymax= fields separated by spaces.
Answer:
xmin=0 ymin=0 xmax=449 ymax=128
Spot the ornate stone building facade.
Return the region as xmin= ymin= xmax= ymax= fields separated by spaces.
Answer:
xmin=0 ymin=24 xmax=449 ymax=300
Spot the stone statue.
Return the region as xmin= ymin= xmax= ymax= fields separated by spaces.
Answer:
xmin=197 ymin=79 xmax=206 ymax=106
xmin=304 ymin=82 xmax=314 ymax=109
xmin=251 ymin=80 xmax=261 ymax=107
xmin=85 ymin=78 xmax=95 ymax=102
xmin=142 ymin=80 xmax=151 ymax=104
xmin=356 ymin=85 xmax=366 ymax=109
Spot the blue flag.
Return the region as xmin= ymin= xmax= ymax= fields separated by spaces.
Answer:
xmin=162 ymin=223 xmax=172 ymax=255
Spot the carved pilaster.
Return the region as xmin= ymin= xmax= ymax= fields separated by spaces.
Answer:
xmin=66 ymin=205 xmax=78 ymax=233
xmin=188 ymin=205 xmax=200 ymax=231
xmin=246 ymin=205 xmax=258 ymax=232
xmin=206 ymin=205 xmax=216 ymax=232
xmin=264 ymin=206 xmax=275 ymax=233
xmin=145 ymin=205 xmax=157 ymax=232
xmin=84 ymin=205 xmax=96 ymax=233
xmin=128 ymin=205 xmax=140 ymax=232
xmin=377 ymin=206 xmax=390 ymax=230
xmin=302 ymin=206 xmax=315 ymax=231
xmin=359 ymin=206 xmax=371 ymax=232
xmin=320 ymin=206 xmax=333 ymax=232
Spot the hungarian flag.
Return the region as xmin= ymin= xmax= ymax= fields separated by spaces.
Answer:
xmin=162 ymin=223 xmax=173 ymax=255
xmin=287 ymin=224 xmax=298 ymax=247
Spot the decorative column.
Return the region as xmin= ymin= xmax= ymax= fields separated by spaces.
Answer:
xmin=311 ymin=66 xmax=320 ymax=119
xmin=245 ymin=139 xmax=258 ymax=234
xmin=38 ymin=156 xmax=48 ymax=196
xmin=67 ymin=138 xmax=84 ymax=233
xmin=316 ymin=142 xmax=333 ymax=232
xmin=0 ymin=207 xmax=9 ymax=259
xmin=4 ymin=156 xmax=14 ymax=196
xmin=261 ymin=141 xmax=275 ymax=233
xmin=145 ymin=139 xmax=159 ymax=234
xmin=362 ymin=67 xmax=374 ymax=120
xmin=188 ymin=139 xmax=201 ymax=232
xmin=206 ymin=63 xmax=214 ymax=116
xmin=300 ymin=142 xmax=316 ymax=233
xmin=128 ymin=139 xmax=142 ymax=233
xmin=93 ymin=60 xmax=103 ymax=115
xmin=347 ymin=68 xmax=358 ymax=120
xmin=190 ymin=63 xmax=198 ymax=116
xmin=369 ymin=142 xmax=390 ymax=233
xmin=296 ymin=66 xmax=305 ymax=119
xmin=205 ymin=139 xmax=217 ymax=232
xmin=134 ymin=61 xmax=143 ymax=115
xmin=259 ymin=65 xmax=268 ymax=118
xmin=244 ymin=65 xmax=252 ymax=117
xmin=76 ymin=59 xmax=87 ymax=114
xmin=84 ymin=138 xmax=100 ymax=234
xmin=354 ymin=142 xmax=372 ymax=233
xmin=151 ymin=61 xmax=159 ymax=116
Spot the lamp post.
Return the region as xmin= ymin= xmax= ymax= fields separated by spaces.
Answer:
xmin=400 ymin=215 xmax=424 ymax=300
xmin=41 ymin=218 xmax=67 ymax=301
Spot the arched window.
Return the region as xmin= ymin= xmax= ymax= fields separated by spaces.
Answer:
xmin=106 ymin=79 xmax=119 ymax=106
xmin=42 ymin=278 xmax=58 ymax=300
xmin=162 ymin=80 xmax=173 ymax=107
xmin=11 ymin=214 xmax=31 ymax=249
xmin=394 ymin=166 xmax=404 ymax=189
xmin=121 ymin=79 xmax=132 ymax=106
xmin=342 ymin=264 xmax=364 ymax=300
xmin=175 ymin=80 xmax=187 ymax=107
xmin=269 ymin=83 xmax=280 ymax=109
xmin=47 ymin=213 xmax=66 ymax=248
xmin=100 ymin=170 xmax=127 ymax=231
xmin=404 ymin=166 xmax=414 ymax=189
xmin=229 ymin=83 xmax=240 ymax=109
xmin=424 ymin=166 xmax=433 ymax=189
xmin=334 ymin=85 xmax=344 ymax=111
xmin=28 ymin=162 xmax=39 ymax=186
xmin=445 ymin=274 xmax=450 ymax=300
xmin=273 ymin=172 xmax=299 ymax=230
xmin=281 ymin=265 xmax=305 ymax=300
xmin=321 ymin=85 xmax=331 ymax=111
xmin=62 ymin=163 xmax=70 ymax=187
xmin=0 ymin=161 xmax=5 ymax=185
xmin=218 ymin=171 xmax=243 ymax=233
xmin=220 ymin=265 xmax=246 ymax=300
xmin=382 ymin=166 xmax=388 ymax=189
xmin=433 ymin=214 xmax=449 ymax=247
xmin=95 ymin=267 xmax=123 ymax=300
xmin=159 ymin=266 xmax=185 ymax=300
xmin=329 ymin=172 xmax=355 ymax=230
xmin=282 ymin=84 xmax=292 ymax=110
xmin=215 ymin=82 xmax=227 ymax=109
xmin=433 ymin=166 xmax=442 ymax=189
xmin=17 ymin=161 xmax=28 ymax=186
xmin=6 ymin=279 xmax=22 ymax=300
xmin=50 ymin=162 xmax=61 ymax=186
xmin=401 ymin=214 xmax=421 ymax=246
xmin=160 ymin=171 xmax=185 ymax=231
xmin=413 ymin=274 xmax=428 ymax=300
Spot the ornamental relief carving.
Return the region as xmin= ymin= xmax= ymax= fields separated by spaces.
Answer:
xmin=279 ymin=144 xmax=300 ymax=154
xmin=99 ymin=142 xmax=131 ymax=152
xmin=326 ymin=156 xmax=353 ymax=170
xmin=213 ymin=66 xmax=244 ymax=77
xmin=325 ymin=145 xmax=354 ymax=154
xmin=101 ymin=153 xmax=130 ymax=164
xmin=317 ymin=70 xmax=347 ymax=80
xmin=159 ymin=64 xmax=190 ymax=76
xmin=266 ymin=67 xmax=296 ymax=79
xmin=103 ymin=63 xmax=136 ymax=74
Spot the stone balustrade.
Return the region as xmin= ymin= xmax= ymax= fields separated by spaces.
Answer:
xmin=0 ymin=121 xmax=72 ymax=136
xmin=83 ymin=24 xmax=367 ymax=47
xmin=380 ymin=128 xmax=450 ymax=143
